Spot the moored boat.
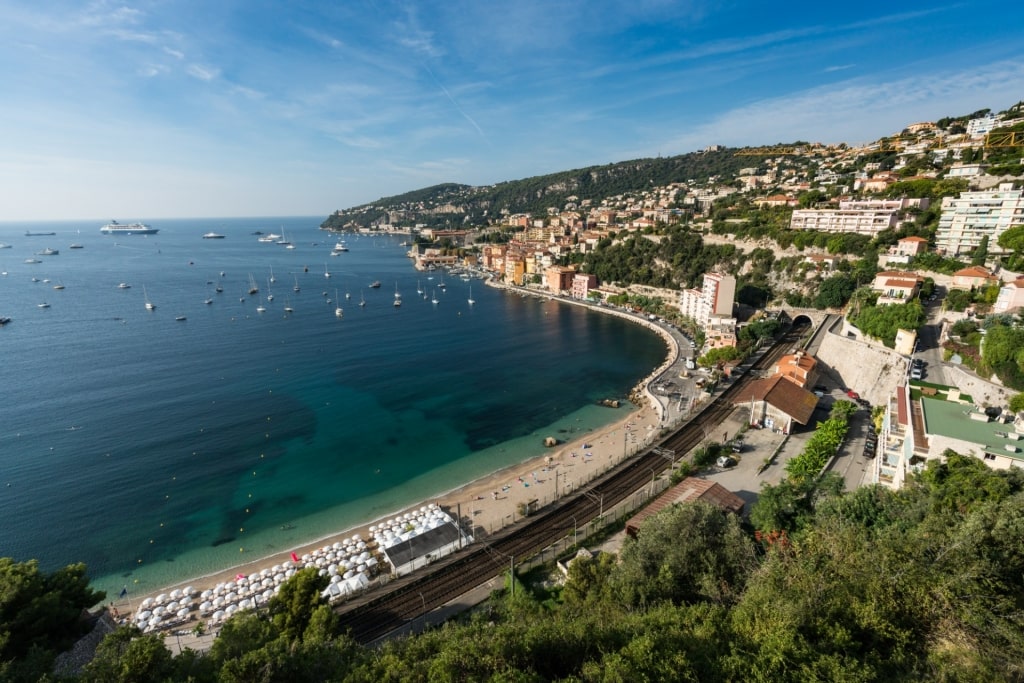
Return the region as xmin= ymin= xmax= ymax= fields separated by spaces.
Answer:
xmin=203 ymin=232 xmax=226 ymax=239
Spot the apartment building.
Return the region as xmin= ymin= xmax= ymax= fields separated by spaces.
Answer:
xmin=935 ymin=183 xmax=1024 ymax=256
xmin=678 ymin=273 xmax=736 ymax=327
xmin=789 ymin=198 xmax=927 ymax=236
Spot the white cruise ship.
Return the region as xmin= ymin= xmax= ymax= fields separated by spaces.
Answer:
xmin=100 ymin=220 xmax=158 ymax=235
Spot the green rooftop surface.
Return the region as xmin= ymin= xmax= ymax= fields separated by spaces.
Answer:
xmin=921 ymin=396 xmax=1023 ymax=461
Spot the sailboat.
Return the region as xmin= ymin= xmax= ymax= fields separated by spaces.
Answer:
xmin=431 ymin=288 xmax=439 ymax=305
xmin=257 ymin=296 xmax=266 ymax=314
xmin=345 ymin=288 xmax=351 ymax=300
xmin=438 ymin=272 xmax=446 ymax=290
xmin=324 ymin=263 xmax=331 ymax=279
xmin=468 ymin=285 xmax=475 ymax=306
xmin=269 ymin=265 xmax=276 ymax=284
xmin=266 ymin=278 xmax=274 ymax=301
xmin=293 ymin=275 xmax=300 ymax=293
xmin=334 ymin=290 xmax=343 ymax=318
xmin=359 ymin=290 xmax=366 ymax=307
xmin=416 ymin=279 xmax=424 ymax=295
xmin=394 ymin=282 xmax=401 ymax=300
xmin=248 ymin=273 xmax=259 ymax=295
xmin=284 ymin=298 xmax=294 ymax=313
xmin=144 ymin=285 xmax=156 ymax=311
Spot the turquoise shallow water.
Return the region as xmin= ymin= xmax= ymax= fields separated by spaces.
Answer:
xmin=0 ymin=217 xmax=665 ymax=598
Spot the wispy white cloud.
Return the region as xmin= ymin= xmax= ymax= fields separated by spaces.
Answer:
xmin=187 ymin=64 xmax=219 ymax=81
xmin=824 ymin=64 xmax=856 ymax=73
xmin=660 ymin=60 xmax=1024 ymax=152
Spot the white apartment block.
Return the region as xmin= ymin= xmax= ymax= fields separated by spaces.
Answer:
xmin=678 ymin=273 xmax=736 ymax=327
xmin=966 ymin=113 xmax=999 ymax=137
xmin=935 ymin=183 xmax=1024 ymax=256
xmin=789 ymin=198 xmax=929 ymax=236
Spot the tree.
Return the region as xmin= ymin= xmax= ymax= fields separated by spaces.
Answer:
xmin=971 ymin=235 xmax=989 ymax=266
xmin=78 ymin=626 xmax=175 ymax=683
xmin=0 ymin=558 xmax=105 ymax=677
xmin=812 ymin=273 xmax=855 ymax=309
xmin=1009 ymin=393 xmax=1024 ymax=413
xmin=611 ymin=502 xmax=757 ymax=607
xmin=267 ymin=566 xmax=329 ymax=643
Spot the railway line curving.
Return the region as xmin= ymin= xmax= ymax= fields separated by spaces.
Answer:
xmin=335 ymin=319 xmax=811 ymax=643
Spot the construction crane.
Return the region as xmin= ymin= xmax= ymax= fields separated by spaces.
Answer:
xmin=985 ymin=130 xmax=1024 ymax=148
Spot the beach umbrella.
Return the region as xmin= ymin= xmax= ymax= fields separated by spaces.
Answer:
xmin=224 ymin=591 xmax=237 ymax=603
xmin=155 ymin=593 xmax=168 ymax=604
xmin=212 ymin=597 xmax=225 ymax=608
xmin=165 ymin=600 xmax=179 ymax=612
xmin=212 ymin=609 xmax=225 ymax=623
xmin=318 ymin=568 xmax=327 ymax=577
xmin=184 ymin=585 xmax=197 ymax=596
xmin=170 ymin=589 xmax=182 ymax=600
xmin=199 ymin=601 xmax=212 ymax=614
xmin=225 ymin=604 xmax=238 ymax=615
xmin=357 ymin=564 xmax=367 ymax=573
xmin=153 ymin=606 xmax=166 ymax=617
xmin=285 ymin=568 xmax=295 ymax=578
xmin=177 ymin=607 xmax=190 ymax=620
xmin=366 ymin=557 xmax=379 ymax=567
xmin=262 ymin=589 xmax=274 ymax=601
xmin=136 ymin=610 xmax=152 ymax=622
xmin=343 ymin=570 xmax=355 ymax=580
xmin=274 ymin=572 xmax=285 ymax=583
xmin=239 ymin=598 xmax=253 ymax=610
xmin=328 ymin=564 xmax=338 ymax=575
xmin=148 ymin=615 xmax=162 ymax=628
xmin=333 ymin=541 xmax=343 ymax=550
xmin=200 ymin=589 xmax=213 ymax=600
xmin=330 ymin=574 xmax=342 ymax=584
xmin=140 ymin=597 xmax=154 ymax=608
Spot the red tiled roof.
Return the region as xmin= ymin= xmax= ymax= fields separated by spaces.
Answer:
xmin=732 ymin=375 xmax=817 ymax=425
xmin=884 ymin=278 xmax=920 ymax=289
xmin=898 ymin=236 xmax=929 ymax=243
xmin=953 ymin=265 xmax=994 ymax=279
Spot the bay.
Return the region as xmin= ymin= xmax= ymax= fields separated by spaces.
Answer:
xmin=0 ymin=217 xmax=665 ymax=598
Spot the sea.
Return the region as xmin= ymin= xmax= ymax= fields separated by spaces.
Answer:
xmin=0 ymin=217 xmax=665 ymax=600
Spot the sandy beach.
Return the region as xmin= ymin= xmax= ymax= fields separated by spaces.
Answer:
xmin=110 ymin=401 xmax=660 ymax=621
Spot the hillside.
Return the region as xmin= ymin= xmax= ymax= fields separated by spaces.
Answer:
xmin=320 ymin=148 xmax=755 ymax=230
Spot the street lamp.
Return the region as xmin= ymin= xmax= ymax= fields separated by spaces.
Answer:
xmin=570 ymin=515 xmax=578 ymax=546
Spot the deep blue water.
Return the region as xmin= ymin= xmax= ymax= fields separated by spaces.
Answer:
xmin=0 ymin=217 xmax=665 ymax=597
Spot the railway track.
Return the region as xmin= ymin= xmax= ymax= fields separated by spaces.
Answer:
xmin=335 ymin=318 xmax=811 ymax=643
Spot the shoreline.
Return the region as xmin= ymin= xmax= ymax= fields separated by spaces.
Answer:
xmin=111 ymin=402 xmax=658 ymax=619
xmin=110 ymin=280 xmax=677 ymax=621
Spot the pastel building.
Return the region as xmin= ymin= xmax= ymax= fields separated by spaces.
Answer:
xmin=678 ymin=273 xmax=736 ymax=328
xmin=789 ymin=198 xmax=927 ymax=237
xmin=993 ymin=277 xmax=1024 ymax=314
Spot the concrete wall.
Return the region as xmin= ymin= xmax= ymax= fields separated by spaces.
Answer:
xmin=816 ymin=323 xmax=908 ymax=406
xmin=943 ymin=365 xmax=1016 ymax=411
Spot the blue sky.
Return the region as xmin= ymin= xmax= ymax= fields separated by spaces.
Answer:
xmin=1 ymin=1 xmax=1023 ymax=220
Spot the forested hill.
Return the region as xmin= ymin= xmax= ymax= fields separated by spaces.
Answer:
xmin=320 ymin=147 xmax=753 ymax=230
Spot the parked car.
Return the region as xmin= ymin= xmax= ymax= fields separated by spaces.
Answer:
xmin=730 ymin=442 xmax=744 ymax=453
xmin=910 ymin=368 xmax=924 ymax=380
xmin=716 ymin=455 xmax=737 ymax=468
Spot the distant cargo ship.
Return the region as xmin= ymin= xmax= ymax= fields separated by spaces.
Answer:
xmin=25 ymin=231 xmax=56 ymax=236
xmin=100 ymin=220 xmax=158 ymax=235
